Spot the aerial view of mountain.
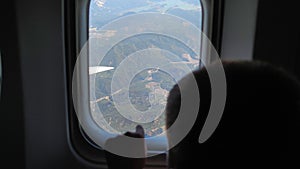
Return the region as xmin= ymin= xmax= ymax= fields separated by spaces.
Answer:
xmin=88 ymin=0 xmax=202 ymax=137
xmin=90 ymin=0 xmax=202 ymax=28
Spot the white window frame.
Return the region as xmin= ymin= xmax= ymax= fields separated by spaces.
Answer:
xmin=73 ymin=0 xmax=215 ymax=167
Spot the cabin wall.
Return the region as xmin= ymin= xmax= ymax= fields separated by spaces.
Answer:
xmin=14 ymin=0 xmax=86 ymax=168
xmin=0 ymin=0 xmax=25 ymax=168
xmin=221 ymin=0 xmax=259 ymax=60
xmin=253 ymin=0 xmax=300 ymax=78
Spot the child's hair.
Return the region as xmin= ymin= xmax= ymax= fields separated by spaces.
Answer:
xmin=166 ymin=61 xmax=300 ymax=168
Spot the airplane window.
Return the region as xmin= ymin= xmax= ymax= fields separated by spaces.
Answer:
xmin=71 ymin=0 xmax=209 ymax=160
xmin=85 ymin=0 xmax=203 ymax=151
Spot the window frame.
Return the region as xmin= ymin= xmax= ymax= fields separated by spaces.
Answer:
xmin=64 ymin=0 xmax=224 ymax=167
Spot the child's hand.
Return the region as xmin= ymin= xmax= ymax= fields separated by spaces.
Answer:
xmin=104 ymin=125 xmax=146 ymax=169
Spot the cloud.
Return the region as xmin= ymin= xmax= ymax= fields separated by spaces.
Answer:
xmin=94 ymin=0 xmax=106 ymax=8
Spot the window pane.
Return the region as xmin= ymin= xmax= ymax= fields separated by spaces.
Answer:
xmin=89 ymin=0 xmax=202 ymax=138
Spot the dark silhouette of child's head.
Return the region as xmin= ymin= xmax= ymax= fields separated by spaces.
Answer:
xmin=166 ymin=61 xmax=300 ymax=168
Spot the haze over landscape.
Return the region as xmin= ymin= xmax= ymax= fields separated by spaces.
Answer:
xmin=89 ymin=0 xmax=202 ymax=137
